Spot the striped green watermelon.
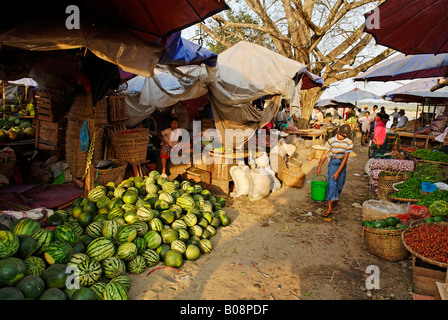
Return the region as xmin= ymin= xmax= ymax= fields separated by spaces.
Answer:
xmin=115 ymin=225 xmax=137 ymax=244
xmin=149 ymin=218 xmax=163 ymax=232
xmin=109 ymin=275 xmax=131 ymax=290
xmin=198 ymin=218 xmax=208 ymax=229
xmin=193 ymin=184 xmax=202 ymax=194
xmin=148 ymin=170 xmax=161 ymax=181
xmin=96 ymin=195 xmax=110 ymax=209
xmin=189 ymin=225 xmax=203 ymax=237
xmin=161 ymin=228 xmax=178 ymax=244
xmin=24 ymin=256 xmax=46 ymax=276
xmin=177 ymin=228 xmax=190 ymax=242
xmin=86 ymin=237 xmax=116 ymax=262
xmin=123 ymin=210 xmax=138 ymax=224
xmin=200 ymin=189 xmax=211 ymax=199
xmin=90 ymin=281 xmax=106 ymax=300
xmin=159 ymin=210 xmax=175 ymax=225
xmin=143 ymin=230 xmax=162 ymax=250
xmin=67 ymin=253 xmax=90 ymax=266
xmin=53 ymin=225 xmax=79 ymax=246
xmin=113 ymin=217 xmax=126 ymax=227
xmin=199 ymin=238 xmax=212 ymax=254
xmin=44 ymin=241 xmax=72 ymax=265
xmin=199 ymin=201 xmax=213 ymax=213
xmin=116 ymin=242 xmax=137 ymax=261
xmin=68 ymin=221 xmax=84 ymax=236
xmin=31 ymin=228 xmax=53 ymax=255
xmin=106 ymin=197 xmax=124 ymax=211
xmin=202 ymin=212 xmax=213 ymax=224
xmin=102 ymin=220 xmax=119 ymax=240
xmin=183 ymin=212 xmax=198 ymax=227
xmin=136 ymin=205 xmax=154 ymax=222
xmin=142 ymin=249 xmax=160 ymax=267
xmin=162 ymin=182 xmax=177 ymax=194
xmin=103 ymin=281 xmax=129 ymax=300
xmin=180 ymin=180 xmax=191 ymax=190
xmin=0 ymin=230 xmax=19 ymax=258
xmin=88 ymin=186 xmax=107 ymax=202
xmin=171 ymin=219 xmax=188 ymax=231
xmin=76 ymin=259 xmax=102 ymax=286
xmin=94 ymin=213 xmax=108 ymax=222
xmin=158 ymin=192 xmax=174 ymax=205
xmin=102 ymin=257 xmax=126 ymax=279
xmin=154 ymin=199 xmax=170 ymax=211
xmin=170 ymin=239 xmax=187 ymax=254
xmin=157 ymin=176 xmax=168 ymax=186
xmin=10 ymin=218 xmax=41 ymax=236
xmin=85 ymin=221 xmax=104 ymax=238
xmin=127 ymin=255 xmax=146 ymax=275
xmin=169 ymin=204 xmax=183 ymax=217
xmin=113 ymin=186 xmax=126 ymax=198
xmin=108 ymin=207 xmax=124 ymax=220
xmin=132 ymin=236 xmax=146 ymax=255
xmin=176 ymin=195 xmax=195 ymax=211
xmin=205 ymin=225 xmax=216 ymax=237
xmin=145 ymin=183 xmax=159 ymax=195
xmin=132 ymin=221 xmax=149 ymax=236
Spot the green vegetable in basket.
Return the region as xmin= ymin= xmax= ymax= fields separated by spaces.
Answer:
xmin=429 ymin=200 xmax=448 ymax=217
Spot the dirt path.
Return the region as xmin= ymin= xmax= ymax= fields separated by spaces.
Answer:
xmin=128 ymin=143 xmax=414 ymax=300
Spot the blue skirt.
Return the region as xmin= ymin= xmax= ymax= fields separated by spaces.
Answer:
xmin=326 ymin=157 xmax=347 ymax=202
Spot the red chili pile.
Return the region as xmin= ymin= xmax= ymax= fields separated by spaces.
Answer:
xmin=403 ymin=224 xmax=448 ymax=264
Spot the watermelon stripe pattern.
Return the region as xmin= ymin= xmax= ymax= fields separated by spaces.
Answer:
xmin=86 ymin=237 xmax=116 ymax=262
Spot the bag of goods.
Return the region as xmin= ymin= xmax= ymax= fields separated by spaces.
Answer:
xmin=248 ymin=167 xmax=272 ymax=201
xmin=407 ymin=204 xmax=431 ymax=220
xmin=361 ymin=199 xmax=410 ymax=220
xmin=230 ymin=165 xmax=251 ymax=197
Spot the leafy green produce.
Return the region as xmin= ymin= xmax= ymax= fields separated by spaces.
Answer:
xmin=429 ymin=200 xmax=448 ymax=217
xmin=411 ymin=149 xmax=448 ymax=163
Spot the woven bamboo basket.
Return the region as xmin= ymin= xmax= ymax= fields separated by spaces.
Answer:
xmin=94 ymin=159 xmax=127 ymax=186
xmin=377 ymin=170 xmax=411 ymax=200
xmin=279 ymin=167 xmax=305 ymax=188
xmin=65 ymin=119 xmax=104 ymax=179
xmin=401 ymin=221 xmax=448 ymax=268
xmin=286 ymin=158 xmax=302 ymax=173
xmin=67 ymin=93 xmax=108 ymax=127
xmin=0 ymin=158 xmax=16 ymax=180
xmin=362 ymin=215 xmax=409 ymax=262
xmin=109 ymin=128 xmax=150 ymax=165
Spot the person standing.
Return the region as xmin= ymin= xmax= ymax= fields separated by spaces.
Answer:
xmin=317 ymin=124 xmax=354 ymax=217
xmin=372 ymin=113 xmax=389 ymax=157
xmin=158 ymin=118 xmax=181 ymax=178
xmin=391 ymin=107 xmax=399 ymax=127
xmin=358 ymin=111 xmax=372 ymax=146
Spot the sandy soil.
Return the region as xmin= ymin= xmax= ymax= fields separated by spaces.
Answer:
xmin=128 ymin=141 xmax=414 ymax=301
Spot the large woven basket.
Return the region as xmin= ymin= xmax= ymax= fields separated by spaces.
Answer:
xmin=67 ymin=93 xmax=108 ymax=127
xmin=402 ymin=221 xmax=448 ymax=268
xmin=65 ymin=119 xmax=104 ymax=179
xmin=0 ymin=158 xmax=16 ymax=180
xmin=362 ymin=215 xmax=409 ymax=262
xmin=109 ymin=128 xmax=150 ymax=165
xmin=377 ymin=170 xmax=411 ymax=200
xmin=94 ymin=159 xmax=127 ymax=186
xmin=279 ymin=167 xmax=305 ymax=188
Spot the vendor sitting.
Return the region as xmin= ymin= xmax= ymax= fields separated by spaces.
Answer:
xmin=391 ymin=109 xmax=408 ymax=131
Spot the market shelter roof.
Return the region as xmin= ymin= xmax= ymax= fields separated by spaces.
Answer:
xmin=383 ymin=77 xmax=448 ymax=105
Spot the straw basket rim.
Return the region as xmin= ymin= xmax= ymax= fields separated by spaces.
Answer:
xmin=362 ymin=214 xmax=409 ymax=262
xmin=401 ymin=221 xmax=448 ymax=268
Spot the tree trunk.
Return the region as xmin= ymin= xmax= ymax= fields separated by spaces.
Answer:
xmin=296 ymin=87 xmax=325 ymax=129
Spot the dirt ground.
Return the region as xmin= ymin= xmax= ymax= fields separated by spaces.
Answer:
xmin=128 ymin=140 xmax=414 ymax=301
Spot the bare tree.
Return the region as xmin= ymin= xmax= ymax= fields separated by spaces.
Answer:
xmin=196 ymin=0 xmax=394 ymax=127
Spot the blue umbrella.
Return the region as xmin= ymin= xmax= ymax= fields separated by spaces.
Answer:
xmin=384 ymin=77 xmax=448 ymax=104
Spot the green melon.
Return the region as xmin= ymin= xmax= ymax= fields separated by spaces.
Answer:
xmin=161 ymin=228 xmax=178 ymax=244
xmin=127 ymin=255 xmax=146 ymax=274
xmin=102 ymin=220 xmax=119 ymax=240
xmin=90 ymin=281 xmax=106 ymax=300
xmin=76 ymin=259 xmax=102 ymax=286
xmin=103 ymin=281 xmax=129 ymax=300
xmin=86 ymin=237 xmax=116 ymax=262
xmin=133 ymin=236 xmax=147 ymax=255
xmin=109 ymin=275 xmax=131 ymax=290
xmin=184 ymin=244 xmax=201 ymax=261
xmin=171 ymin=239 xmax=187 ymax=254
xmin=67 ymin=253 xmax=90 ymax=266
xmin=39 ymin=288 xmax=67 ymax=300
xmin=199 ymin=238 xmax=213 ymax=254
xmin=16 ymin=275 xmax=45 ymax=300
xmin=115 ymin=225 xmax=137 ymax=244
xmin=102 ymin=256 xmax=126 ymax=279
xmin=0 ymin=257 xmax=27 ymax=287
xmin=136 ymin=205 xmax=154 ymax=222
xmin=132 ymin=221 xmax=149 ymax=236
xmin=143 ymin=230 xmax=162 ymax=250
xmin=0 ymin=230 xmax=19 ymax=258
xmin=44 ymin=241 xmax=72 ymax=265
xmin=0 ymin=287 xmax=25 ymax=300
xmin=142 ymin=249 xmax=160 ymax=267
xmin=85 ymin=221 xmax=104 ymax=238
xmin=53 ymin=224 xmax=79 ymax=246
xmin=164 ymin=250 xmax=183 ymax=268
xmin=71 ymin=287 xmax=97 ymax=300
xmin=41 ymin=264 xmax=69 ymax=289
xmin=10 ymin=218 xmax=41 ymax=236
xmin=15 ymin=235 xmax=37 ymax=259
xmin=116 ymin=242 xmax=138 ymax=261
xmin=24 ymin=256 xmax=46 ymax=276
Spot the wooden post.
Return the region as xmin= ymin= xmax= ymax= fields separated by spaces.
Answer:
xmin=84 ymin=163 xmax=95 ymax=194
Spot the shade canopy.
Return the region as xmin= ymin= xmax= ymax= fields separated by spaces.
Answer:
xmin=354 ymin=53 xmax=448 ymax=82
xmin=314 ymin=99 xmax=355 ymax=109
xmin=384 ymin=77 xmax=448 ymax=104
xmin=364 ymin=0 xmax=448 ymax=55
xmin=331 ymin=88 xmax=383 ymax=104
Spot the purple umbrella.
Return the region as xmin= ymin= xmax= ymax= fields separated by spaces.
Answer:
xmin=384 ymin=77 xmax=448 ymax=104
xmin=331 ymin=88 xmax=383 ymax=106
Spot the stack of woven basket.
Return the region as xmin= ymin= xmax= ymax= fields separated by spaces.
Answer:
xmin=278 ymin=158 xmax=305 ymax=188
xmin=65 ymin=93 xmax=108 ymax=179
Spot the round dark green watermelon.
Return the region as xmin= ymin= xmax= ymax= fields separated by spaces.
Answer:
xmin=0 ymin=257 xmax=27 ymax=287
xmin=47 ymin=212 xmax=65 ymax=227
xmin=15 ymin=235 xmax=38 ymax=259
xmin=16 ymin=275 xmax=45 ymax=300
xmin=41 ymin=264 xmax=69 ymax=289
xmin=39 ymin=288 xmax=67 ymax=300
xmin=71 ymin=287 xmax=97 ymax=300
xmin=0 ymin=287 xmax=25 ymax=300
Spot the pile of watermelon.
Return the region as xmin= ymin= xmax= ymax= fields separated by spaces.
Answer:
xmin=0 ymin=171 xmax=232 ymax=300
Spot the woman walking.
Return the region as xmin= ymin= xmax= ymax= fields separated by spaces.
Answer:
xmin=317 ymin=124 xmax=354 ymax=217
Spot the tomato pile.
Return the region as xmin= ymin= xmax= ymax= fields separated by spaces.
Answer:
xmin=403 ymin=224 xmax=448 ymax=264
